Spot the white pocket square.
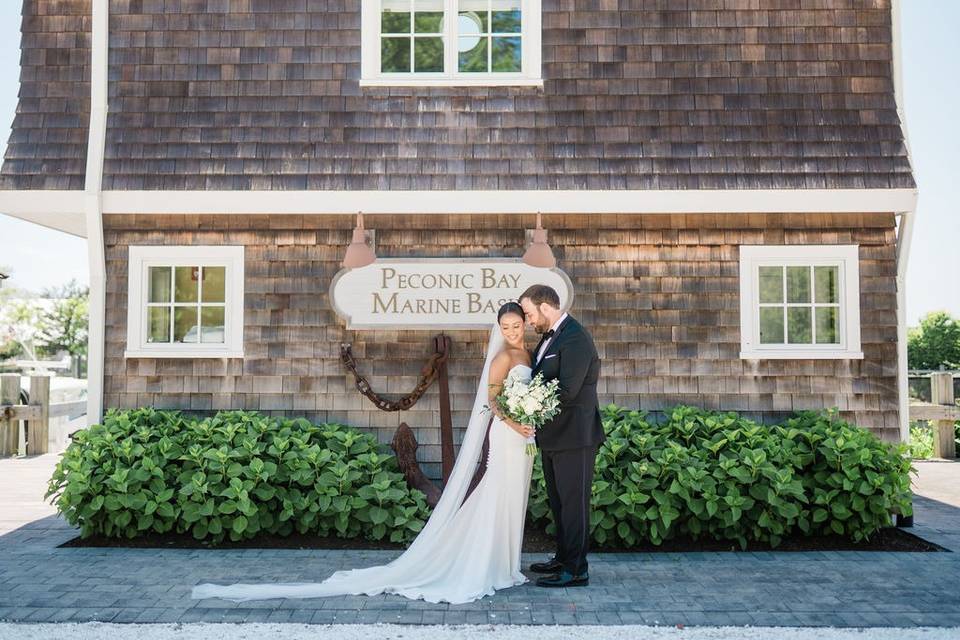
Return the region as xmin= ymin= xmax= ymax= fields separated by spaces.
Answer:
xmin=543 ymin=354 xmax=558 ymax=359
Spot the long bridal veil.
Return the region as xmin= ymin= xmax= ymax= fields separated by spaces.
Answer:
xmin=192 ymin=323 xmax=506 ymax=602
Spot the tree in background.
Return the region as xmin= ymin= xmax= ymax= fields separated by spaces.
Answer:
xmin=36 ymin=280 xmax=89 ymax=376
xmin=0 ymin=266 xmax=15 ymax=360
xmin=0 ymin=272 xmax=42 ymax=363
xmin=908 ymin=311 xmax=960 ymax=370
xmin=0 ymin=277 xmax=89 ymax=377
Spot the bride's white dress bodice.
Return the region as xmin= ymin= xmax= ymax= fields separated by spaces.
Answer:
xmin=507 ymin=363 xmax=532 ymax=382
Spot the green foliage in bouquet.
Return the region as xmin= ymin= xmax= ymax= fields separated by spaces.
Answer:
xmin=528 ymin=405 xmax=915 ymax=549
xmin=46 ymin=409 xmax=431 ymax=544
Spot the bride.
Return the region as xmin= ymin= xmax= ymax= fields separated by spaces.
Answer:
xmin=192 ymin=302 xmax=537 ymax=604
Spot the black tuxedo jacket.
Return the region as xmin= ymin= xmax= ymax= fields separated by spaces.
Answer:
xmin=530 ymin=314 xmax=606 ymax=452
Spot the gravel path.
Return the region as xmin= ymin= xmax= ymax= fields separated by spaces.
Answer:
xmin=2 ymin=624 xmax=959 ymax=640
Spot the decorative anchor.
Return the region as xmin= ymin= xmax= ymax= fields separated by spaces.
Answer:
xmin=340 ymin=334 xmax=456 ymax=503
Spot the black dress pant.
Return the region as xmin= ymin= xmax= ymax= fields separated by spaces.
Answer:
xmin=541 ymin=444 xmax=598 ymax=576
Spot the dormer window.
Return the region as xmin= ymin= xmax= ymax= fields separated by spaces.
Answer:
xmin=360 ymin=0 xmax=542 ymax=86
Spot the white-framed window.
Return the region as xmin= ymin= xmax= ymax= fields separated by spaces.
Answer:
xmin=360 ymin=0 xmax=542 ymax=86
xmin=125 ymin=246 xmax=244 ymax=359
xmin=739 ymin=245 xmax=863 ymax=360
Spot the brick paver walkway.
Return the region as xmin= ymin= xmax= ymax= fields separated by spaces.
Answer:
xmin=1 ymin=453 xmax=959 ymax=627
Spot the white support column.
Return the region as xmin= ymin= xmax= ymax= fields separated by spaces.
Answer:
xmin=84 ymin=0 xmax=109 ymax=425
xmin=896 ymin=209 xmax=916 ymax=442
xmin=892 ymin=0 xmax=918 ymax=442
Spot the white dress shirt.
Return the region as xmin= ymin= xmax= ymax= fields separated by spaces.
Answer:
xmin=535 ymin=312 xmax=568 ymax=364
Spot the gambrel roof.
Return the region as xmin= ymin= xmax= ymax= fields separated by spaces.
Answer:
xmin=1 ymin=1 xmax=914 ymax=192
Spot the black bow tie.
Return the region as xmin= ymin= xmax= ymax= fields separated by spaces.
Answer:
xmin=543 ymin=329 xmax=555 ymax=338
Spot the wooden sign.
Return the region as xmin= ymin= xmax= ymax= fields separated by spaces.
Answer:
xmin=329 ymin=259 xmax=574 ymax=329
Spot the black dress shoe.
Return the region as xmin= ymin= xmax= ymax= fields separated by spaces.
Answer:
xmin=536 ymin=570 xmax=589 ymax=588
xmin=529 ymin=558 xmax=563 ymax=574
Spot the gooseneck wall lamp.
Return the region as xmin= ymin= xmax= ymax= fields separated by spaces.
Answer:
xmin=522 ymin=212 xmax=557 ymax=268
xmin=341 ymin=212 xmax=377 ymax=269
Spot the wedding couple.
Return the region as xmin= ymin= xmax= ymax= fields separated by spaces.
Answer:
xmin=192 ymin=284 xmax=605 ymax=604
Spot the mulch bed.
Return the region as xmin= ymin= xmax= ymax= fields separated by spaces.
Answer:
xmin=61 ymin=521 xmax=944 ymax=553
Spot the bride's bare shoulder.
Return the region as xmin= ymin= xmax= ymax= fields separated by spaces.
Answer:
xmin=491 ymin=348 xmax=528 ymax=373
xmin=502 ymin=346 xmax=531 ymax=368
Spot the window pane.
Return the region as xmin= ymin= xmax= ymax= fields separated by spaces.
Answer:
xmin=147 ymin=307 xmax=170 ymax=343
xmin=414 ymin=37 xmax=444 ymax=72
xmin=381 ymin=2 xmax=411 ymax=34
xmin=381 ymin=37 xmax=410 ymax=72
xmin=758 ymin=266 xmax=783 ymax=304
xmin=201 ymin=307 xmax=226 ymax=344
xmin=459 ymin=3 xmax=489 ymax=33
xmin=174 ymin=306 xmax=199 ymax=343
xmin=491 ymin=36 xmax=521 ymax=71
xmin=787 ymin=307 xmax=812 ymax=344
xmin=201 ymin=266 xmax=226 ymax=303
xmin=815 ymin=307 xmax=840 ymax=344
xmin=148 ymin=267 xmax=171 ymax=303
xmin=174 ymin=266 xmax=199 ymax=303
xmin=491 ymin=0 xmax=521 ymax=32
xmin=457 ymin=13 xmax=483 ymax=58
xmin=786 ymin=266 xmax=810 ymax=304
xmin=459 ymin=36 xmax=488 ymax=72
xmin=814 ymin=266 xmax=839 ymax=303
xmin=414 ymin=0 xmax=443 ymax=33
xmin=759 ymin=307 xmax=784 ymax=344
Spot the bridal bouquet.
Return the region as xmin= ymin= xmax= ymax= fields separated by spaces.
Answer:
xmin=487 ymin=370 xmax=561 ymax=455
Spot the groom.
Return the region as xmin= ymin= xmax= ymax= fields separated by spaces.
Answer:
xmin=519 ymin=284 xmax=605 ymax=588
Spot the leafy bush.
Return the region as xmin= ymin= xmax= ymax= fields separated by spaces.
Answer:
xmin=46 ymin=409 xmax=430 ymax=544
xmin=908 ymin=422 xmax=934 ymax=459
xmin=49 ymin=405 xmax=915 ymax=551
xmin=529 ymin=405 xmax=914 ymax=549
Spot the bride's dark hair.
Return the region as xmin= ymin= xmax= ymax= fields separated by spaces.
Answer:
xmin=497 ymin=301 xmax=524 ymax=323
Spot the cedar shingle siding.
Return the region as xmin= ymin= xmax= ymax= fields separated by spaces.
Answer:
xmin=103 ymin=1 xmax=912 ymax=190
xmin=0 ymin=1 xmax=91 ymax=190
xmin=103 ymin=212 xmax=900 ymax=479
xmin=1 ymin=1 xmax=913 ymax=191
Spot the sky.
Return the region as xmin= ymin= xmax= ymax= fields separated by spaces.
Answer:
xmin=0 ymin=2 xmax=957 ymax=324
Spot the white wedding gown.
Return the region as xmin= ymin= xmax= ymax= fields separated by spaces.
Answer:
xmin=192 ymin=325 xmax=535 ymax=604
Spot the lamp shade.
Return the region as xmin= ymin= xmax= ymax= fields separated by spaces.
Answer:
xmin=522 ymin=213 xmax=556 ymax=268
xmin=342 ymin=213 xmax=376 ymax=268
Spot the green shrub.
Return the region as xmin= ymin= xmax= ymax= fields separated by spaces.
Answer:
xmin=908 ymin=422 xmax=934 ymax=459
xmin=529 ymin=405 xmax=914 ymax=549
xmin=46 ymin=409 xmax=430 ymax=544
xmin=49 ymin=405 xmax=915 ymax=551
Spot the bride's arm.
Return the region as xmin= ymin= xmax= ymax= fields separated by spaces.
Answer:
xmin=488 ymin=355 xmax=535 ymax=438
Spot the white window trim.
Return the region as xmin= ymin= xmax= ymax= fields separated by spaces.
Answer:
xmin=125 ymin=246 xmax=245 ymax=359
xmin=739 ymin=245 xmax=863 ymax=360
xmin=360 ymin=0 xmax=542 ymax=87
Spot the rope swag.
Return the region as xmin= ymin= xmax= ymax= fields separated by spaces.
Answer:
xmin=339 ymin=337 xmax=451 ymax=412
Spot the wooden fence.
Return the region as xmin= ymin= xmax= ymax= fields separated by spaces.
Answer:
xmin=909 ymin=372 xmax=960 ymax=459
xmin=908 ymin=370 xmax=960 ymax=403
xmin=0 ymin=373 xmax=85 ymax=457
